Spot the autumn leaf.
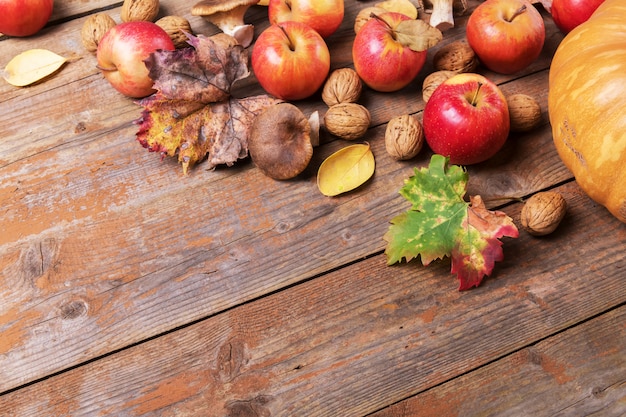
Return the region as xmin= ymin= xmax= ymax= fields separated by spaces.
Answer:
xmin=384 ymin=154 xmax=519 ymax=290
xmin=135 ymin=33 xmax=281 ymax=174
xmin=369 ymin=13 xmax=442 ymax=52
xmin=3 ymin=49 xmax=67 ymax=87
xmin=145 ymin=33 xmax=249 ymax=104
xmin=317 ymin=143 xmax=376 ymax=196
xmin=395 ymin=19 xmax=443 ymax=52
xmin=136 ymin=93 xmax=279 ymax=173
xmin=375 ymin=0 xmax=419 ymax=19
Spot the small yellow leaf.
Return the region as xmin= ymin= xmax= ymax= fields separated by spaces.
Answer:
xmin=3 ymin=49 xmax=67 ymax=87
xmin=375 ymin=0 xmax=418 ymax=19
xmin=317 ymin=143 xmax=376 ymax=197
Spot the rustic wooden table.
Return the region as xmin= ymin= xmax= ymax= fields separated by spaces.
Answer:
xmin=1 ymin=0 xmax=625 ymax=415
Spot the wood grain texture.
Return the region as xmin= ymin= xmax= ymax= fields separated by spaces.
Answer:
xmin=1 ymin=0 xmax=567 ymax=391
xmin=1 ymin=182 xmax=625 ymax=415
xmin=0 ymin=118 xmax=575 ymax=391
xmin=1 ymin=0 xmax=625 ymax=415
xmin=371 ymin=306 xmax=626 ymax=417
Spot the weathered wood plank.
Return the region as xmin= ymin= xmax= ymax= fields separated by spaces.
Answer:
xmin=0 ymin=0 xmax=589 ymax=395
xmin=0 ymin=112 xmax=577 ymax=392
xmin=371 ymin=306 xmax=626 ymax=417
xmin=0 ymin=181 xmax=624 ymax=415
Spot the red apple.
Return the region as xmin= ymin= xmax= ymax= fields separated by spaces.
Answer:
xmin=423 ymin=73 xmax=510 ymax=165
xmin=466 ymin=0 xmax=545 ymax=74
xmin=268 ymin=0 xmax=344 ymax=39
xmin=352 ymin=12 xmax=427 ymax=93
xmin=551 ymin=0 xmax=604 ymax=34
xmin=96 ymin=21 xmax=175 ymax=99
xmin=0 ymin=0 xmax=53 ymax=37
xmin=251 ymin=21 xmax=330 ymax=101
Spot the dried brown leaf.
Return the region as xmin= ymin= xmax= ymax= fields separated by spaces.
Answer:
xmin=395 ymin=19 xmax=442 ymax=52
xmin=136 ymin=33 xmax=280 ymax=174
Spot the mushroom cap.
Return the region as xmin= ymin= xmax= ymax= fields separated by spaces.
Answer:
xmin=249 ymin=103 xmax=313 ymax=180
xmin=192 ymin=0 xmax=258 ymax=14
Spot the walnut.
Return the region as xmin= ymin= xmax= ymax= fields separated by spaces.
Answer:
xmin=385 ymin=114 xmax=424 ymax=160
xmin=507 ymin=93 xmax=542 ymax=132
xmin=81 ymin=13 xmax=117 ymax=53
xmin=121 ymin=0 xmax=160 ymax=22
xmin=155 ymin=15 xmax=193 ymax=48
xmin=354 ymin=6 xmax=387 ymax=34
xmin=322 ymin=68 xmax=363 ymax=107
xmin=433 ymin=40 xmax=478 ymax=73
xmin=422 ymin=70 xmax=456 ymax=103
xmin=520 ymin=191 xmax=567 ymax=236
xmin=324 ymin=103 xmax=371 ymax=140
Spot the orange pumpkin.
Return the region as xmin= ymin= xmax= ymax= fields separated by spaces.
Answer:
xmin=548 ymin=0 xmax=626 ymax=223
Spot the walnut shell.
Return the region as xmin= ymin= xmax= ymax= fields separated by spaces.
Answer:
xmin=324 ymin=103 xmax=371 ymax=141
xmin=433 ymin=40 xmax=478 ymax=73
xmin=121 ymin=0 xmax=160 ymax=22
xmin=507 ymin=93 xmax=542 ymax=132
xmin=385 ymin=114 xmax=424 ymax=160
xmin=81 ymin=13 xmax=117 ymax=53
xmin=155 ymin=15 xmax=192 ymax=48
xmin=521 ymin=191 xmax=567 ymax=236
xmin=354 ymin=6 xmax=387 ymax=34
xmin=422 ymin=70 xmax=456 ymax=103
xmin=322 ymin=68 xmax=363 ymax=107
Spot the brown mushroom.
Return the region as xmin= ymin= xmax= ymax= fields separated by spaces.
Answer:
xmin=191 ymin=0 xmax=257 ymax=47
xmin=248 ymin=103 xmax=314 ymax=180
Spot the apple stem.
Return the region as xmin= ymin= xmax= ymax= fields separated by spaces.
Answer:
xmin=96 ymin=64 xmax=117 ymax=72
xmin=470 ymin=82 xmax=483 ymax=107
xmin=278 ymin=24 xmax=296 ymax=51
xmin=370 ymin=13 xmax=396 ymax=39
xmin=506 ymin=5 xmax=527 ymax=22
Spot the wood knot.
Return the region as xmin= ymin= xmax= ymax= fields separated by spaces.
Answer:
xmin=20 ymin=238 xmax=59 ymax=285
xmin=217 ymin=338 xmax=247 ymax=382
xmin=274 ymin=222 xmax=290 ymax=234
xmin=225 ymin=395 xmax=273 ymax=417
xmin=74 ymin=121 xmax=87 ymax=133
xmin=59 ymin=299 xmax=88 ymax=320
xmin=591 ymin=386 xmax=606 ymax=398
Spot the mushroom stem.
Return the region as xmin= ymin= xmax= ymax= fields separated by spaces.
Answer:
xmin=205 ymin=9 xmax=253 ymax=46
xmin=228 ymin=24 xmax=255 ymax=48
xmin=192 ymin=1 xmax=257 ymax=48
xmin=309 ymin=111 xmax=320 ymax=147
xmin=428 ymin=0 xmax=455 ymax=31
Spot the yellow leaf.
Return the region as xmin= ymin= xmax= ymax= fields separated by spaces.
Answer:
xmin=3 ymin=49 xmax=67 ymax=87
xmin=376 ymin=0 xmax=419 ymax=19
xmin=317 ymin=143 xmax=376 ymax=197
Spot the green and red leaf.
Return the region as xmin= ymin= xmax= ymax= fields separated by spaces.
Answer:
xmin=384 ymin=154 xmax=519 ymax=290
